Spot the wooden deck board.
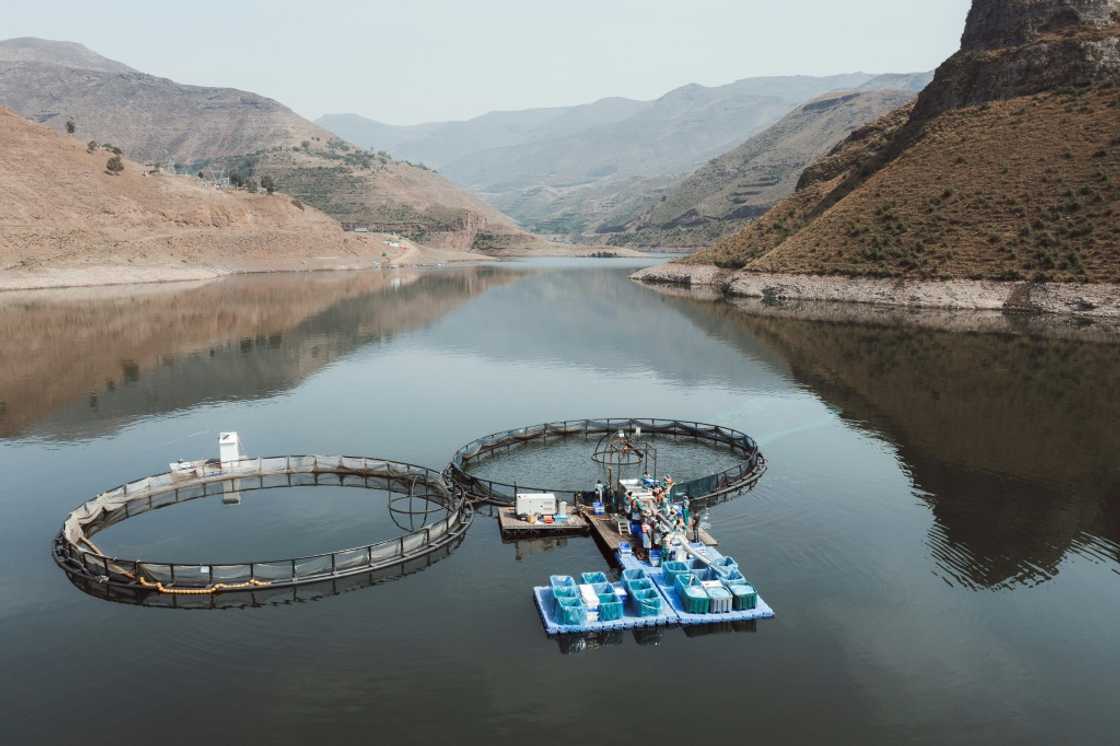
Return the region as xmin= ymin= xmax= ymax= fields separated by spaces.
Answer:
xmin=587 ymin=513 xmax=718 ymax=552
xmin=498 ymin=507 xmax=588 ymax=536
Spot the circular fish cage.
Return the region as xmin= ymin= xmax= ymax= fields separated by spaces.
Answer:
xmin=53 ymin=455 xmax=473 ymax=599
xmin=59 ymin=530 xmax=469 ymax=611
xmin=446 ymin=418 xmax=767 ymax=506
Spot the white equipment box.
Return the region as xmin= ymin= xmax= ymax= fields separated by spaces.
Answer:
xmin=516 ymin=492 xmax=557 ymax=516
xmin=219 ymin=432 xmax=243 ymax=466
xmin=219 ymin=432 xmax=244 ymax=505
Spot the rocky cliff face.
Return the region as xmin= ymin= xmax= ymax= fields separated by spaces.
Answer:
xmin=961 ymin=0 xmax=1120 ymax=49
xmin=915 ymin=0 xmax=1120 ymax=118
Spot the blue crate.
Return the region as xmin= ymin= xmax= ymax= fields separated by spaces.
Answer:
xmin=555 ymin=596 xmax=586 ymax=625
xmin=621 ymin=568 xmax=647 ymax=583
xmin=631 ymin=587 xmax=663 ymax=617
xmin=550 ymin=575 xmax=576 ymax=591
xmin=598 ymin=594 xmax=624 ymax=621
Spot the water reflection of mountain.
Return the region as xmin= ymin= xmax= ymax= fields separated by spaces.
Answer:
xmin=652 ymin=291 xmax=1120 ymax=589
xmin=0 ymin=268 xmax=519 ymax=439
xmin=427 ymin=267 xmax=794 ymax=392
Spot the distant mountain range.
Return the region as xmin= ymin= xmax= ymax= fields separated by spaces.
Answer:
xmin=318 ymin=72 xmax=932 ymax=237
xmin=594 ymin=88 xmax=920 ymax=249
xmin=0 ymin=37 xmax=566 ymax=254
xmin=0 ymin=35 xmax=945 ymax=260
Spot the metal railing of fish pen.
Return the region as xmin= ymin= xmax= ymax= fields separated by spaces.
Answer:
xmin=446 ymin=418 xmax=766 ymax=506
xmin=59 ymin=528 xmax=470 ymax=611
xmin=53 ymin=456 xmax=473 ymax=594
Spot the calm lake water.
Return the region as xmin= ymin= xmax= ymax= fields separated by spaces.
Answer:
xmin=1 ymin=258 xmax=1117 ymax=745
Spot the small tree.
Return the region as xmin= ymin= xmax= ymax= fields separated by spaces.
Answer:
xmin=65 ymin=119 xmax=76 ymax=135
xmin=245 ymin=177 xmax=258 ymax=193
xmin=86 ymin=140 xmax=98 ymax=154
xmin=260 ymin=175 xmax=275 ymax=194
xmin=106 ymin=155 xmax=124 ymax=175
xmin=229 ymin=172 xmax=244 ymax=188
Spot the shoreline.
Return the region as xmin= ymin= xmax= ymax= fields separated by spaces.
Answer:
xmin=0 ymin=247 xmax=654 ymax=293
xmin=642 ymin=281 xmax=1120 ymax=343
xmin=632 ymin=262 xmax=1120 ymax=320
xmin=0 ymin=257 xmax=489 ymax=293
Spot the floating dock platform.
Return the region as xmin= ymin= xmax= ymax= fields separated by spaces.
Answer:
xmin=533 ymin=581 xmax=678 ymax=635
xmin=617 ymin=547 xmax=775 ymax=626
xmin=498 ymin=507 xmax=588 ymax=538
xmin=533 ymin=544 xmax=775 ymax=635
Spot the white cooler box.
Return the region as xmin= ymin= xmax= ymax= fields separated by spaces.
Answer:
xmin=516 ymin=492 xmax=557 ymax=517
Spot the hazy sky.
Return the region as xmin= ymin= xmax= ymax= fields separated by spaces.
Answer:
xmin=7 ymin=0 xmax=972 ymax=125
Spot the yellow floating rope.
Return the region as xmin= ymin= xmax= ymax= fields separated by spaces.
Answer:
xmin=137 ymin=576 xmax=272 ymax=595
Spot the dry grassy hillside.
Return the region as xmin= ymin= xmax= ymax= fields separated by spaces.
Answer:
xmin=217 ymin=140 xmax=537 ymax=251
xmin=689 ymin=105 xmax=914 ymax=268
xmin=0 ymin=107 xmax=377 ymax=277
xmin=676 ymin=3 xmax=1120 ymax=285
xmin=693 ymin=87 xmax=1120 ymax=282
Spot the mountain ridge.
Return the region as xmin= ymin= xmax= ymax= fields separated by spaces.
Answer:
xmin=0 ymin=37 xmax=136 ymax=73
xmin=318 ymin=73 xmax=884 ymax=167
xmin=0 ymin=105 xmax=386 ymax=285
xmin=635 ymin=0 xmax=1120 ymax=314
xmin=0 ymin=37 xmax=578 ymax=255
xmin=317 ymin=72 xmax=931 ymax=235
xmin=589 ymin=88 xmax=919 ymax=249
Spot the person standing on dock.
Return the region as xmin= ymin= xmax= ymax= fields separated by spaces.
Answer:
xmin=628 ymin=492 xmax=642 ymax=538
